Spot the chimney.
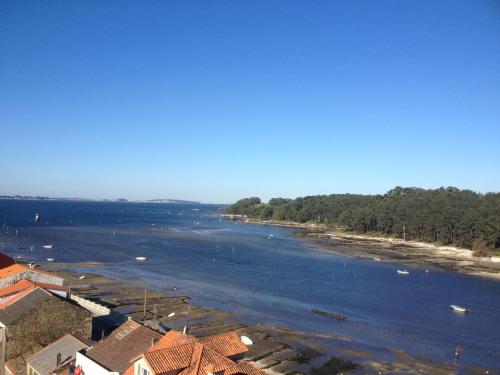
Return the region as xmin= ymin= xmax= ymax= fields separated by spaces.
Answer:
xmin=56 ymin=353 xmax=62 ymax=366
xmin=151 ymin=337 xmax=158 ymax=347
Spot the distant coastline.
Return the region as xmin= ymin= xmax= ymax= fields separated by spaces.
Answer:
xmin=0 ymin=195 xmax=200 ymax=204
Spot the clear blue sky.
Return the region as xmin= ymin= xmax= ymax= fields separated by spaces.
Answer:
xmin=1 ymin=1 xmax=499 ymax=203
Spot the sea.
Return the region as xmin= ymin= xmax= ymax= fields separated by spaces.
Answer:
xmin=0 ymin=200 xmax=499 ymax=371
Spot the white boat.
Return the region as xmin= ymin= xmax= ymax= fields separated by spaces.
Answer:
xmin=167 ymin=312 xmax=175 ymax=317
xmin=46 ymin=258 xmax=54 ymax=262
xmin=450 ymin=304 xmax=469 ymax=313
xmin=373 ymin=257 xmax=381 ymax=262
xmin=397 ymin=269 xmax=410 ymax=275
xmin=135 ymin=256 xmax=147 ymax=261
xmin=42 ymin=244 xmax=54 ymax=249
xmin=35 ymin=213 xmax=40 ymax=222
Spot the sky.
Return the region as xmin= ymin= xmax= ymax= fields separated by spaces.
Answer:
xmin=1 ymin=1 xmax=499 ymax=203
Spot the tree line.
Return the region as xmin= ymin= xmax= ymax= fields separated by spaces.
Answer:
xmin=226 ymin=187 xmax=500 ymax=255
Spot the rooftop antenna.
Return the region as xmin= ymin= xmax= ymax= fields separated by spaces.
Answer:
xmin=183 ymin=305 xmax=191 ymax=335
xmin=153 ymin=305 xmax=158 ymax=329
xmin=143 ymin=286 xmax=147 ymax=321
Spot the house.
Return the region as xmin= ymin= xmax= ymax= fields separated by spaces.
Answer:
xmin=75 ymin=319 xmax=163 ymax=375
xmin=0 ymin=279 xmax=67 ymax=303
xmin=0 ymin=287 xmax=92 ymax=362
xmin=127 ymin=330 xmax=266 ymax=375
xmin=25 ymin=334 xmax=92 ymax=375
xmin=0 ymin=265 xmax=63 ymax=288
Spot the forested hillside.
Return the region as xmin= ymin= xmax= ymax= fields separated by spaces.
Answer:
xmin=226 ymin=187 xmax=500 ymax=254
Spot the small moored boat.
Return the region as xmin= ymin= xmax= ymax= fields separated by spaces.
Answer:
xmin=42 ymin=244 xmax=54 ymax=249
xmin=135 ymin=256 xmax=147 ymax=261
xmin=373 ymin=257 xmax=381 ymax=262
xmin=46 ymin=258 xmax=55 ymax=262
xmin=397 ymin=269 xmax=410 ymax=275
xmin=450 ymin=304 xmax=470 ymax=313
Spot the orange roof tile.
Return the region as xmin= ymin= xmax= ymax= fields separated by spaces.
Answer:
xmin=148 ymin=330 xmax=197 ymax=352
xmin=201 ymin=332 xmax=248 ymax=358
xmin=31 ymin=281 xmax=66 ymax=291
xmin=0 ymin=264 xmax=29 ymax=279
xmin=142 ymin=332 xmax=265 ymax=375
xmin=0 ymin=279 xmax=66 ymax=298
xmin=0 ymin=286 xmax=38 ymax=309
xmin=0 ymin=279 xmax=36 ymax=297
xmin=144 ymin=343 xmax=194 ymax=373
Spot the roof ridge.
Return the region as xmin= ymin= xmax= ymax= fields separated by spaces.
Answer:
xmin=191 ymin=342 xmax=204 ymax=367
xmin=0 ymin=286 xmax=36 ymax=309
xmin=146 ymin=341 xmax=196 ymax=355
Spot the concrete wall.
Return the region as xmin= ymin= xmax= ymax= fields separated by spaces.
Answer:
xmin=0 ymin=271 xmax=63 ymax=288
xmin=25 ymin=271 xmax=64 ymax=286
xmin=69 ymin=295 xmax=110 ymax=316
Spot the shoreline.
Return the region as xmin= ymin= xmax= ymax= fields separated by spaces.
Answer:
xmin=46 ymin=264 xmax=356 ymax=375
xmin=42 ymin=263 xmax=474 ymax=375
xmin=222 ymin=215 xmax=500 ymax=281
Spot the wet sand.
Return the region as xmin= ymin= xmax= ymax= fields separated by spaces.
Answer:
xmin=222 ymin=216 xmax=500 ymax=280
xmin=296 ymin=230 xmax=500 ymax=280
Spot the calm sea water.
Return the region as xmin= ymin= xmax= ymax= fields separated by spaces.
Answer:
xmin=1 ymin=200 xmax=499 ymax=371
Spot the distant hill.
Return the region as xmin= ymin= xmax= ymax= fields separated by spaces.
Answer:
xmin=142 ymin=199 xmax=200 ymax=204
xmin=0 ymin=195 xmax=200 ymax=204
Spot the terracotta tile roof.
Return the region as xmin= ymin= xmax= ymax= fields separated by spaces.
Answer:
xmin=0 ymin=286 xmax=37 ymax=309
xmin=0 ymin=264 xmax=62 ymax=283
xmin=85 ymin=319 xmax=163 ymax=374
xmin=31 ymin=281 xmax=66 ymax=291
xmin=0 ymin=279 xmax=36 ymax=297
xmin=144 ymin=343 xmax=194 ymax=373
xmin=0 ymin=287 xmax=53 ymax=324
xmin=201 ymin=331 xmax=248 ymax=358
xmin=0 ymin=279 xmax=66 ymax=298
xmin=0 ymin=264 xmax=28 ymax=279
xmin=147 ymin=330 xmax=197 ymax=352
xmin=142 ymin=331 xmax=265 ymax=375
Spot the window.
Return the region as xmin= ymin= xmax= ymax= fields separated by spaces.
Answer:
xmin=137 ymin=363 xmax=150 ymax=375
